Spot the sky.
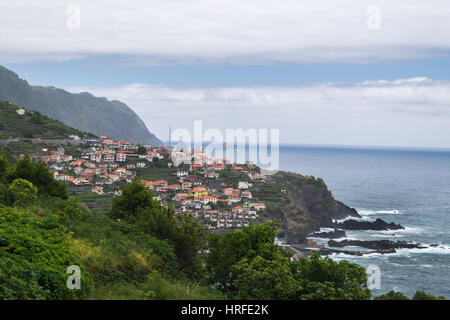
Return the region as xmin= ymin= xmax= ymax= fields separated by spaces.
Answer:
xmin=1 ymin=0 xmax=450 ymax=148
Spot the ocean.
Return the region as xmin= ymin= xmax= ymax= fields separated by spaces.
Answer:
xmin=279 ymin=145 xmax=450 ymax=298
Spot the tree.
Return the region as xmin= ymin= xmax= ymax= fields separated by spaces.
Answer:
xmin=109 ymin=179 xmax=206 ymax=280
xmin=9 ymin=178 xmax=37 ymax=207
xmin=291 ymin=254 xmax=371 ymax=300
xmin=232 ymin=255 xmax=299 ymax=299
xmin=174 ymin=215 xmax=207 ymax=281
xmin=413 ymin=290 xmax=446 ymax=300
xmin=136 ymin=144 xmax=147 ymax=155
xmin=0 ymin=154 xmax=8 ymax=182
xmin=6 ymin=156 xmax=68 ymax=199
xmin=205 ymin=224 xmax=290 ymax=293
xmin=374 ymin=290 xmax=409 ymax=300
xmin=0 ymin=183 xmax=14 ymax=206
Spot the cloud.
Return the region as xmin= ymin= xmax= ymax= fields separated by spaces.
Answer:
xmin=67 ymin=78 xmax=450 ymax=147
xmin=1 ymin=0 xmax=450 ymax=64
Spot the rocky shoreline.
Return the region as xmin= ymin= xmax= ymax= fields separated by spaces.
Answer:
xmin=332 ymin=218 xmax=405 ymax=231
xmin=302 ymin=217 xmax=429 ymax=257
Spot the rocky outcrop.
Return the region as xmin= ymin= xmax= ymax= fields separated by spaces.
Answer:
xmin=333 ymin=218 xmax=404 ymax=231
xmin=260 ymin=171 xmax=360 ymax=244
xmin=310 ymin=228 xmax=346 ymax=239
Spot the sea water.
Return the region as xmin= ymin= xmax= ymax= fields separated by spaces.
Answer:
xmin=280 ymin=145 xmax=450 ymax=298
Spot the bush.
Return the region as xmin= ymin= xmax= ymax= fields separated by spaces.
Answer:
xmin=0 ymin=206 xmax=93 ymax=299
xmin=9 ymin=178 xmax=37 ymax=207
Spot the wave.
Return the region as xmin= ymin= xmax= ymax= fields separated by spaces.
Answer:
xmin=329 ymin=243 xmax=450 ymax=260
xmin=358 ymin=209 xmax=402 ymax=216
xmin=332 ymin=215 xmax=370 ymax=223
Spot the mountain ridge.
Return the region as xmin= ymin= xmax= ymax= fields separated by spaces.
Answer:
xmin=0 ymin=65 xmax=162 ymax=146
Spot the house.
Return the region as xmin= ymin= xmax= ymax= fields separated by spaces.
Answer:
xmin=223 ymin=188 xmax=234 ymax=196
xmin=90 ymin=153 xmax=102 ymax=163
xmin=136 ymin=162 xmax=146 ymax=168
xmin=92 ymin=187 xmax=104 ymax=195
xmin=231 ymin=190 xmax=241 ymax=198
xmin=74 ymin=166 xmax=84 ymax=175
xmin=107 ymin=174 xmax=120 ymax=182
xmin=173 ymin=193 xmax=189 ymax=202
xmin=116 ymin=152 xmax=127 ymax=162
xmin=241 ymin=190 xmax=252 ymax=199
xmin=190 ymin=163 xmax=203 ymax=171
xmin=60 ymin=155 xmax=73 ymax=162
xmin=204 ymin=171 xmax=219 ymax=179
xmin=181 ymin=181 xmax=192 ymax=189
xmin=190 ymin=186 xmax=208 ymax=197
xmin=114 ymin=167 xmax=130 ymax=176
xmin=213 ymin=164 xmax=225 ymax=171
xmin=103 ymin=154 xmax=115 ymax=163
xmin=85 ymin=162 xmax=96 ymax=169
xmin=232 ymin=206 xmax=244 ymax=213
xmin=252 ymin=203 xmax=266 ymax=211
xmin=177 ymin=170 xmax=189 ymax=178
xmin=101 ymin=136 xmax=114 ymax=145
xmin=152 ymin=180 xmax=168 ymax=187
xmin=195 ymin=196 xmax=217 ymax=205
xmin=55 ymin=173 xmax=70 ymax=182
xmin=118 ymin=140 xmax=132 ymax=150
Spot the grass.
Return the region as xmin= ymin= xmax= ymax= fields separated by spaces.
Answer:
xmin=0 ymin=101 xmax=93 ymax=139
xmin=68 ymin=187 xmax=114 ymax=213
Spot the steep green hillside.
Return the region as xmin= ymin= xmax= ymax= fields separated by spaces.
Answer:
xmin=256 ymin=171 xmax=360 ymax=243
xmin=0 ymin=65 xmax=162 ymax=146
xmin=0 ymin=101 xmax=93 ymax=140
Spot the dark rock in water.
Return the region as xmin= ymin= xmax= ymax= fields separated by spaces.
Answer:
xmin=310 ymin=228 xmax=346 ymax=239
xmin=334 ymin=218 xmax=404 ymax=231
xmin=327 ymin=239 xmax=425 ymax=250
xmin=430 ymin=244 xmax=439 ymax=247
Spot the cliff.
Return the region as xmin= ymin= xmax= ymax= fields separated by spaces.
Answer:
xmin=257 ymin=171 xmax=360 ymax=243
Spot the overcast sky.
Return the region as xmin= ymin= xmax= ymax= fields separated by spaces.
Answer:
xmin=1 ymin=1 xmax=450 ymax=148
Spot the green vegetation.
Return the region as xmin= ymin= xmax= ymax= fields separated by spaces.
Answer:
xmin=134 ymin=164 xmax=179 ymax=184
xmin=68 ymin=187 xmax=113 ymax=213
xmin=219 ymin=169 xmax=249 ymax=185
xmin=375 ymin=290 xmax=445 ymax=300
xmin=0 ymin=203 xmax=93 ymax=299
xmin=109 ymin=180 xmax=207 ymax=280
xmin=0 ymin=101 xmax=91 ymax=140
xmin=206 ymin=224 xmax=371 ymax=299
xmin=5 ymin=155 xmax=68 ymax=199
xmin=9 ymin=178 xmax=38 ymax=207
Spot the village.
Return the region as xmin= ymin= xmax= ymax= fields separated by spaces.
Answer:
xmin=36 ymin=135 xmax=268 ymax=231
